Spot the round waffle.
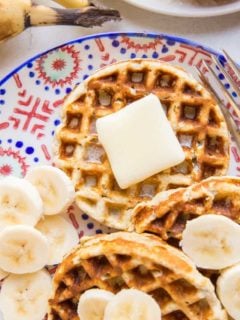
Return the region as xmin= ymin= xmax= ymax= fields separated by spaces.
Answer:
xmin=48 ymin=232 xmax=227 ymax=320
xmin=132 ymin=176 xmax=240 ymax=244
xmin=54 ymin=59 xmax=230 ymax=229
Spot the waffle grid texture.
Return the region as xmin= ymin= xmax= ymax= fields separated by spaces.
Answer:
xmin=48 ymin=232 xmax=227 ymax=320
xmin=54 ymin=59 xmax=230 ymax=230
xmin=132 ymin=176 xmax=240 ymax=244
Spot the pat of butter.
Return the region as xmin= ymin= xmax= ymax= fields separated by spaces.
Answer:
xmin=96 ymin=94 xmax=185 ymax=189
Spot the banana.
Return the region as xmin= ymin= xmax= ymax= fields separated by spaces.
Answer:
xmin=180 ymin=214 xmax=240 ymax=270
xmin=0 ymin=269 xmax=52 ymax=320
xmin=0 ymin=225 xmax=49 ymax=274
xmin=25 ymin=166 xmax=75 ymax=215
xmin=104 ymin=289 xmax=161 ymax=320
xmin=217 ymin=263 xmax=240 ymax=320
xmin=0 ymin=268 xmax=9 ymax=281
xmin=0 ymin=0 xmax=31 ymax=42
xmin=53 ymin=0 xmax=89 ymax=8
xmin=0 ymin=0 xmax=120 ymax=43
xmin=78 ymin=289 xmax=115 ymax=320
xmin=0 ymin=176 xmax=43 ymax=230
xmin=36 ymin=215 xmax=79 ymax=265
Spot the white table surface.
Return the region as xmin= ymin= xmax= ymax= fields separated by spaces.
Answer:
xmin=0 ymin=0 xmax=240 ymax=80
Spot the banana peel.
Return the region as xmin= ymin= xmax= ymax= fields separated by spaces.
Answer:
xmin=53 ymin=0 xmax=89 ymax=8
xmin=0 ymin=0 xmax=120 ymax=42
xmin=0 ymin=0 xmax=30 ymax=42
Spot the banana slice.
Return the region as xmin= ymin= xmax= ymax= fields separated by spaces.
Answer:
xmin=36 ymin=215 xmax=79 ymax=265
xmin=0 ymin=269 xmax=52 ymax=320
xmin=25 ymin=166 xmax=75 ymax=215
xmin=0 ymin=176 xmax=43 ymax=230
xmin=104 ymin=289 xmax=161 ymax=320
xmin=180 ymin=214 xmax=240 ymax=270
xmin=0 ymin=225 xmax=49 ymax=274
xmin=217 ymin=263 xmax=240 ymax=320
xmin=0 ymin=268 xmax=9 ymax=280
xmin=78 ymin=289 xmax=115 ymax=320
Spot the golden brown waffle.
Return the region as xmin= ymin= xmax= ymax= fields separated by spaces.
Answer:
xmin=54 ymin=59 xmax=230 ymax=230
xmin=48 ymin=232 xmax=227 ymax=320
xmin=132 ymin=176 xmax=240 ymax=244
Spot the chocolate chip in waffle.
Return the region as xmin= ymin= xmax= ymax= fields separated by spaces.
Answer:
xmin=132 ymin=176 xmax=240 ymax=245
xmin=48 ymin=232 xmax=227 ymax=320
xmin=54 ymin=59 xmax=230 ymax=230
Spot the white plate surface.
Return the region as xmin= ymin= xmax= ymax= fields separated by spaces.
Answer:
xmin=124 ymin=0 xmax=240 ymax=17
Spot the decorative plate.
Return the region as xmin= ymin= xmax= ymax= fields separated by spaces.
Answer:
xmin=124 ymin=0 xmax=240 ymax=17
xmin=0 ymin=31 xmax=239 ymax=239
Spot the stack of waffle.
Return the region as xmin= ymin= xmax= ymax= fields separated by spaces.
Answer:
xmin=49 ymin=59 xmax=237 ymax=320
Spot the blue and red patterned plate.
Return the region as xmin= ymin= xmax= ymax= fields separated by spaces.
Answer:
xmin=0 ymin=32 xmax=239 ymax=237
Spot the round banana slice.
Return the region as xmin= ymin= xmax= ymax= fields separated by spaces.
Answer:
xmin=181 ymin=214 xmax=240 ymax=270
xmin=78 ymin=289 xmax=115 ymax=320
xmin=25 ymin=165 xmax=75 ymax=215
xmin=0 ymin=269 xmax=52 ymax=320
xmin=0 ymin=267 xmax=9 ymax=280
xmin=36 ymin=215 xmax=79 ymax=265
xmin=217 ymin=263 xmax=240 ymax=320
xmin=104 ymin=289 xmax=161 ymax=320
xmin=0 ymin=176 xmax=43 ymax=230
xmin=0 ymin=225 xmax=49 ymax=274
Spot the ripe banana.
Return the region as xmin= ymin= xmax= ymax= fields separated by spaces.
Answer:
xmin=0 ymin=0 xmax=120 ymax=42
xmin=0 ymin=225 xmax=49 ymax=274
xmin=217 ymin=263 xmax=240 ymax=320
xmin=0 ymin=0 xmax=30 ymax=42
xmin=180 ymin=214 xmax=240 ymax=270
xmin=25 ymin=165 xmax=75 ymax=215
xmin=36 ymin=215 xmax=79 ymax=265
xmin=0 ymin=269 xmax=52 ymax=320
xmin=78 ymin=289 xmax=115 ymax=320
xmin=54 ymin=0 xmax=89 ymax=8
xmin=0 ymin=176 xmax=43 ymax=230
xmin=104 ymin=289 xmax=161 ymax=320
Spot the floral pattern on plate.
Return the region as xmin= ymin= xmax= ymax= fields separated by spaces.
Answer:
xmin=0 ymin=31 xmax=239 ymax=238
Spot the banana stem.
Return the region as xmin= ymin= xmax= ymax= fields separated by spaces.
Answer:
xmin=29 ymin=4 xmax=120 ymax=27
xmin=28 ymin=5 xmax=58 ymax=26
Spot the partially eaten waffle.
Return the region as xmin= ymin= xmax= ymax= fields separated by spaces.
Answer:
xmin=54 ymin=59 xmax=230 ymax=230
xmin=132 ymin=176 xmax=240 ymax=244
xmin=48 ymin=232 xmax=227 ymax=320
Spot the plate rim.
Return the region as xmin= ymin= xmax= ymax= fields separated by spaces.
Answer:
xmin=124 ymin=0 xmax=240 ymax=17
xmin=0 ymin=31 xmax=222 ymax=87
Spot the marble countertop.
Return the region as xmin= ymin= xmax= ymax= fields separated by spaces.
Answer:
xmin=0 ymin=0 xmax=240 ymax=79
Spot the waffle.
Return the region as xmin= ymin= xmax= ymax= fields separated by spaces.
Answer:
xmin=132 ymin=176 xmax=240 ymax=245
xmin=48 ymin=232 xmax=227 ymax=320
xmin=54 ymin=59 xmax=230 ymax=230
